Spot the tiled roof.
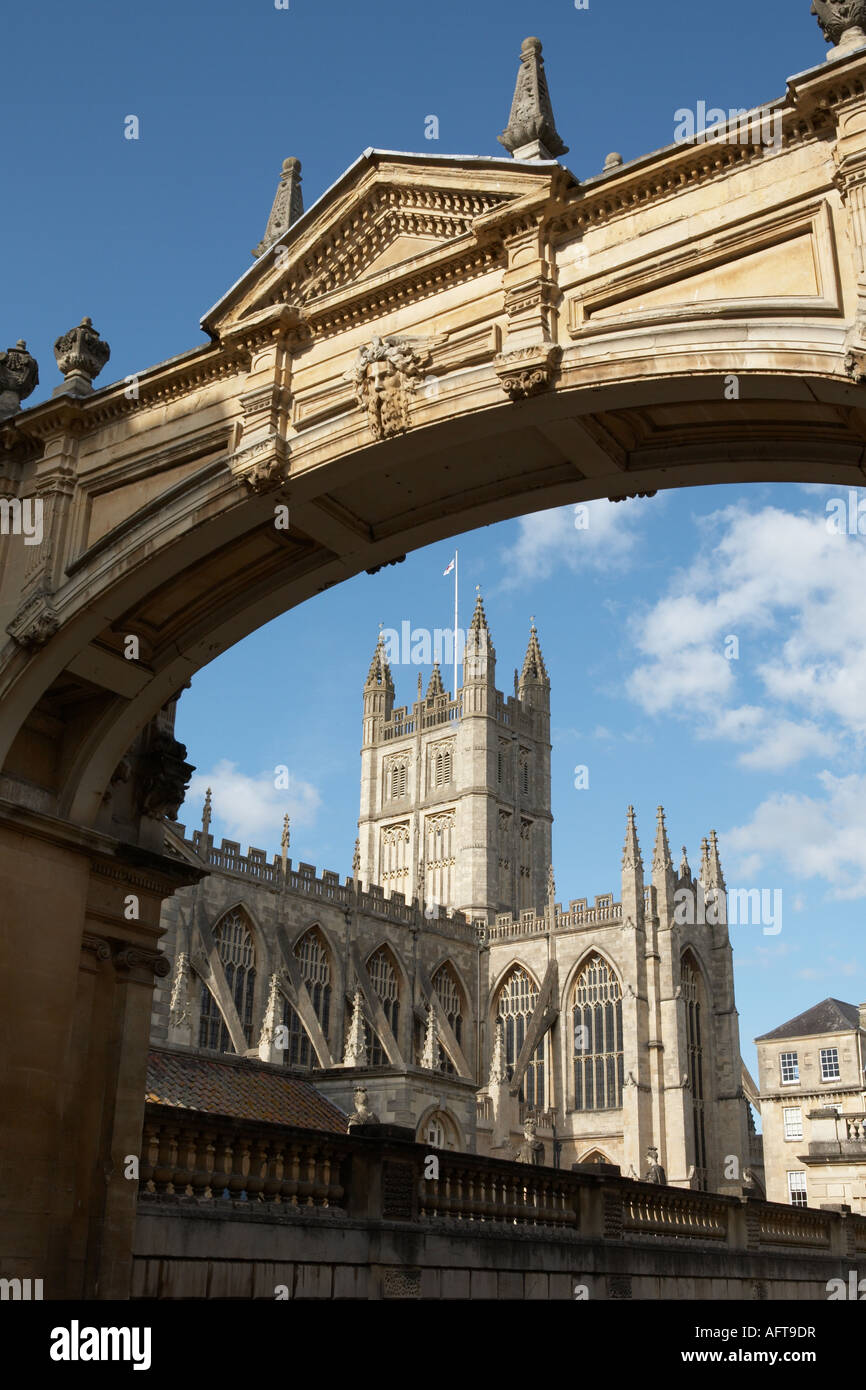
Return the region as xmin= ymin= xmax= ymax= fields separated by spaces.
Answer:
xmin=755 ymin=997 xmax=862 ymax=1042
xmin=145 ymin=1048 xmax=348 ymax=1133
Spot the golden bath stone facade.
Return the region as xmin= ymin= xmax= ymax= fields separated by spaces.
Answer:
xmin=5 ymin=14 xmax=866 ymax=1295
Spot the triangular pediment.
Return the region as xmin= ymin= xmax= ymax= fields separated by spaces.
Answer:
xmin=203 ymin=151 xmax=570 ymax=336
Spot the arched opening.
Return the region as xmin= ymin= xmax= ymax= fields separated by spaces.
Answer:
xmin=571 ymin=953 xmax=624 ymax=1112
xmin=282 ymin=927 xmax=332 ymax=1068
xmin=199 ymin=908 xmax=256 ymax=1053
xmin=365 ymin=946 xmax=400 ymax=1066
xmin=495 ymin=964 xmax=545 ymax=1109
xmin=681 ymin=951 xmax=709 ymax=1191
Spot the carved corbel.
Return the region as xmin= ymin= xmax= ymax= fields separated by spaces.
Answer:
xmin=6 ymin=587 xmax=59 ymax=649
xmin=493 ymin=343 xmax=561 ymax=400
xmin=228 ymin=430 xmax=291 ymax=493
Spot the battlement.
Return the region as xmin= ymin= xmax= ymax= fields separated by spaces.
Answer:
xmin=169 ymin=823 xmax=478 ymax=939
xmin=486 ymin=886 xmax=655 ymax=941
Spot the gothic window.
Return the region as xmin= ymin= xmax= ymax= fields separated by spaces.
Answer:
xmin=518 ymin=818 xmax=533 ymax=910
xmin=572 ymin=954 xmax=623 ymax=1112
xmin=580 ymin=1149 xmax=612 ymax=1165
xmin=432 ymin=962 xmax=464 ymax=1074
xmin=496 ymin=965 xmax=545 ymax=1109
xmin=432 ymin=746 xmax=452 ymax=788
xmin=519 ymin=752 xmax=530 ymax=796
xmin=380 ymin=821 xmax=410 ymax=896
xmin=367 ymin=947 xmax=400 ymax=1066
xmin=389 ymin=761 xmax=408 ymax=800
xmin=682 ymin=954 xmax=708 ymax=1190
xmin=424 ymin=810 xmax=455 ymax=908
xmin=282 ymin=928 xmax=331 ymax=1069
xmin=199 ymin=909 xmax=256 ymax=1053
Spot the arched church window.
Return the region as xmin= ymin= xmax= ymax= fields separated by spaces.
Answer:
xmin=496 ymin=965 xmax=545 ymax=1108
xmin=432 ymin=962 xmax=464 ymax=1074
xmin=572 ymin=954 xmax=623 ymax=1112
xmin=389 ymin=762 xmax=407 ymax=799
xmin=199 ymin=909 xmax=256 ymax=1053
xmin=282 ymin=928 xmax=332 ymax=1069
xmin=681 ymin=954 xmax=708 ymax=1189
xmin=367 ymin=947 xmax=399 ymax=1066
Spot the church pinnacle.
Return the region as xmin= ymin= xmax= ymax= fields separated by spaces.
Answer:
xmin=426 ymin=662 xmax=445 ymax=698
xmin=652 ymin=805 xmax=674 ymax=879
xmin=520 ymin=618 xmax=549 ymax=687
xmin=364 ymin=632 xmax=394 ymax=693
xmin=498 ymin=37 xmax=568 ymax=162
xmin=622 ymin=805 xmax=643 ymax=874
xmin=465 ymin=590 xmax=496 ymax=682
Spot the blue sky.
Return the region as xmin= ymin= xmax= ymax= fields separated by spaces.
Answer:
xmin=5 ymin=0 xmax=862 ymax=1079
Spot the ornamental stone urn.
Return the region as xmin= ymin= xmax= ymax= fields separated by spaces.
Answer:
xmin=0 ymin=340 xmax=38 ymax=420
xmin=53 ymin=316 xmax=110 ymax=396
xmin=811 ymin=0 xmax=866 ymax=58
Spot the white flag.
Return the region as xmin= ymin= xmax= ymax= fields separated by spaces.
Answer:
xmin=443 ymin=557 xmax=455 ymax=576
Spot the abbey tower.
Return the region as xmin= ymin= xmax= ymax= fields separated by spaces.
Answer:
xmin=357 ymin=594 xmax=552 ymax=922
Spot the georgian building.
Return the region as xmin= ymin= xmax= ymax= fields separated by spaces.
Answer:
xmin=756 ymin=998 xmax=866 ymax=1211
xmin=153 ymin=597 xmax=753 ymax=1190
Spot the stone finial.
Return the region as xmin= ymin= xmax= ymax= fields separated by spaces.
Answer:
xmin=252 ymin=156 xmax=304 ymax=259
xmin=258 ymin=973 xmax=282 ymax=1055
xmin=488 ymin=1017 xmax=508 ymax=1085
xmin=652 ymin=804 xmax=674 ymax=876
xmin=53 ymin=317 xmax=110 ymax=397
xmin=679 ymin=844 xmax=692 ymax=883
xmin=420 ymin=1004 xmax=438 ymax=1069
xmin=603 ymin=151 xmax=623 ymax=170
xmin=342 ymin=987 xmax=368 ymax=1067
xmin=168 ymin=952 xmax=191 ymax=1028
xmin=811 ymin=0 xmax=866 ymax=58
xmin=706 ymin=828 xmax=726 ymax=892
xmin=425 ymin=662 xmax=445 ymax=698
xmin=352 ymin=837 xmax=361 ymax=879
xmin=498 ymin=36 xmax=568 ymax=161
xmin=0 ymin=340 xmax=39 ymax=420
xmin=201 ymin=787 xmax=212 ymax=836
xmin=622 ymin=805 xmax=643 ymax=874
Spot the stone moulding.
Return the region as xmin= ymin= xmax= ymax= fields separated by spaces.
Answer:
xmin=493 ymin=344 xmax=562 ymax=400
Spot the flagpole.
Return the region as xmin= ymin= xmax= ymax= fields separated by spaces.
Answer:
xmin=453 ymin=547 xmax=459 ymax=702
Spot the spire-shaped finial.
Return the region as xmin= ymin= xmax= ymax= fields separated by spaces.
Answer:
xmin=652 ymin=805 xmax=673 ymax=874
xmin=622 ymin=805 xmax=643 ymax=873
xmin=679 ymin=844 xmax=692 ymax=883
xmin=364 ymin=630 xmax=395 ymax=692
xmin=699 ymin=836 xmax=710 ymax=887
xmin=520 ymin=618 xmax=549 ymax=687
xmin=488 ymin=1017 xmax=508 ymax=1085
xmin=252 ymin=156 xmax=304 ymax=258
xmin=280 ymin=813 xmax=290 ymax=877
xmin=420 ymin=1004 xmax=438 ymax=1070
xmin=201 ymin=787 xmax=212 ymax=836
xmin=706 ymin=829 xmax=726 ymax=891
xmin=342 ymin=988 xmax=368 ymax=1068
xmin=426 ymin=662 xmax=445 ymax=698
xmin=417 ymin=671 xmax=423 ymax=701
xmin=352 ymin=837 xmax=361 ymax=879
xmin=547 ymin=863 xmax=556 ymax=912
xmin=498 ymin=36 xmax=568 ymax=162
xmin=465 ymin=589 xmax=496 ymax=681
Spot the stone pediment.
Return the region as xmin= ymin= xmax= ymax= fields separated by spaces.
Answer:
xmin=202 ymin=151 xmax=563 ymax=337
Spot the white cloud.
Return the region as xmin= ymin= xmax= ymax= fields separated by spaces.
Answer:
xmin=186 ymin=758 xmax=321 ymax=854
xmin=625 ymin=502 xmax=866 ymax=767
xmin=724 ymin=772 xmax=866 ymax=899
xmin=497 ymin=499 xmax=647 ymax=589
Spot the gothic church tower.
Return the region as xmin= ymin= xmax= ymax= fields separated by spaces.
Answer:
xmin=357 ymin=597 xmax=552 ymax=920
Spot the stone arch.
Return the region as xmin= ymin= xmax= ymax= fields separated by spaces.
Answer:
xmin=197 ymin=904 xmax=258 ymax=1054
xmin=416 ymin=1103 xmax=464 ymax=1152
xmin=281 ymin=924 xmax=334 ymax=1067
xmin=578 ymin=1147 xmax=613 ymax=1166
xmin=364 ymin=941 xmax=405 ymax=1066
xmin=680 ymin=947 xmax=713 ymax=1190
xmin=428 ymin=958 xmax=469 ymax=1073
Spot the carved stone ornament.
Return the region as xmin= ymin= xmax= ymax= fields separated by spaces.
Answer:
xmin=0 ymin=340 xmax=39 ymax=420
xmin=252 ymin=156 xmax=304 ymax=258
xmin=6 ymin=588 xmax=59 ymax=649
xmin=136 ymin=728 xmax=195 ymax=821
xmin=845 ymin=346 xmax=866 ymax=381
xmin=812 ymin=0 xmax=866 ymax=52
xmin=347 ymin=1083 xmax=380 ymax=1130
xmin=53 ymin=317 xmax=111 ymax=396
xmin=345 ymin=335 xmax=431 ymax=440
xmin=229 ymin=431 xmax=290 ymax=493
xmin=493 ymin=343 xmax=561 ymax=400
xmin=114 ymin=943 xmax=171 ymax=978
xmin=169 ymin=952 xmax=192 ymax=1025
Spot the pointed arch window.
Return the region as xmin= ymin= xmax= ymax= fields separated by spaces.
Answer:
xmin=199 ymin=909 xmax=256 ymax=1053
xmin=682 ymin=954 xmax=708 ymax=1189
xmin=367 ymin=947 xmax=400 ymax=1066
xmin=282 ymin=928 xmax=332 ymax=1069
xmin=389 ymin=762 xmax=408 ymax=800
xmin=496 ymin=966 xmax=545 ymax=1108
xmin=572 ymin=954 xmax=623 ymax=1111
xmin=433 ymin=747 xmax=452 ymax=788
xmin=432 ymin=962 xmax=464 ymax=1074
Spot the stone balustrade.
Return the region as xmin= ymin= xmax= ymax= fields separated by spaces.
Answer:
xmin=138 ymin=1103 xmax=866 ymax=1260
